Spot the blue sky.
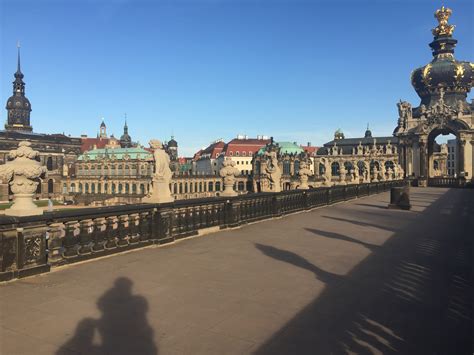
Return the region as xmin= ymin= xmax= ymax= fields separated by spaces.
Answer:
xmin=0 ymin=0 xmax=472 ymax=156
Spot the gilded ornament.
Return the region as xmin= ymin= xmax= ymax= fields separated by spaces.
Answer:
xmin=432 ymin=6 xmax=455 ymax=37
xmin=454 ymin=64 xmax=464 ymax=82
xmin=422 ymin=64 xmax=432 ymax=86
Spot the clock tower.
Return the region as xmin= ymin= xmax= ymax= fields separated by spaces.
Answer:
xmin=5 ymin=44 xmax=33 ymax=132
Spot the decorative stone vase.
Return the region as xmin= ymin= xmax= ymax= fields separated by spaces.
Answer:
xmin=0 ymin=141 xmax=47 ymax=216
xmin=298 ymin=161 xmax=313 ymax=190
xmin=219 ymin=158 xmax=240 ymax=197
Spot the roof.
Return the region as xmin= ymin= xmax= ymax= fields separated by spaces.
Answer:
xmin=223 ymin=138 xmax=270 ymax=156
xmin=318 ymin=136 xmax=399 ymax=155
xmin=196 ymin=141 xmax=225 ymax=160
xmin=81 ymin=137 xmax=110 ymax=152
xmin=257 ymin=141 xmax=305 ymax=156
xmin=78 ymin=147 xmax=153 ymax=161
xmin=301 ymin=145 xmax=320 ymax=155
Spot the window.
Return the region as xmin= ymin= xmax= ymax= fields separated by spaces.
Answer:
xmin=236 ymin=151 xmax=239 ymax=156
xmin=230 ymin=152 xmax=233 ymax=156
xmin=242 ymin=151 xmax=246 ymax=156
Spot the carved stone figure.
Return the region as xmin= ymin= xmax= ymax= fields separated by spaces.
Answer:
xmin=264 ymin=151 xmax=282 ymax=192
xmin=219 ymin=158 xmax=240 ymax=196
xmin=339 ymin=165 xmax=347 ymax=185
xmin=143 ymin=140 xmax=173 ymax=203
xmin=387 ymin=167 xmax=394 ymax=181
xmin=298 ymin=161 xmax=313 ymax=190
xmin=0 ymin=141 xmax=47 ymax=216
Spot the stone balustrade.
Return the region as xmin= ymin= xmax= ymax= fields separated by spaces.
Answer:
xmin=0 ymin=180 xmax=405 ymax=282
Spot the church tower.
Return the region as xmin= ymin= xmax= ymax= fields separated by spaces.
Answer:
xmin=119 ymin=119 xmax=132 ymax=148
xmin=5 ymin=44 xmax=33 ymax=132
xmin=99 ymin=118 xmax=107 ymax=138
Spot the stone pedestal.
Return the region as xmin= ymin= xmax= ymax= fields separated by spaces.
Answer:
xmin=4 ymin=193 xmax=42 ymax=216
xmin=143 ymin=178 xmax=174 ymax=204
xmin=388 ymin=186 xmax=411 ymax=210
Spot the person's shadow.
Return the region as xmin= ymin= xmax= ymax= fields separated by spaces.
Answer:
xmin=57 ymin=277 xmax=158 ymax=355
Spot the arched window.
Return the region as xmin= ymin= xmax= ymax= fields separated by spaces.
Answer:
xmin=331 ymin=162 xmax=340 ymax=176
xmin=62 ymin=183 xmax=67 ymax=194
xmin=46 ymin=157 xmax=53 ymax=171
xmin=344 ymin=161 xmax=353 ymax=173
xmin=125 ymin=165 xmax=130 ymax=176
xmin=118 ymin=183 xmax=123 ymax=193
xmin=319 ymin=163 xmax=325 ymax=176
xmin=185 ymin=183 xmax=188 ymax=193
xmin=215 ymin=181 xmax=221 ymax=191
xmin=238 ymin=181 xmax=245 ymax=191
xmin=70 ymin=183 xmax=76 ymax=193
xmin=140 ymin=184 xmax=145 ymax=194
xmin=79 ymin=183 xmax=83 ymax=193
xmin=91 ymin=183 xmax=96 ymax=194
xmin=294 ymin=160 xmax=300 ymax=175
xmin=104 ymin=183 xmax=108 ymax=194
xmin=98 ymin=184 xmax=102 ymax=194
xmin=208 ymin=181 xmax=214 ymax=192
xmin=199 ymin=182 xmax=203 ymax=192
xmin=179 ymin=183 xmax=183 ymax=194
xmin=357 ymin=161 xmax=366 ymax=175
xmin=48 ymin=179 xmax=54 ymax=194
xmin=283 ymin=160 xmax=291 ymax=175
xmin=85 ymin=183 xmax=89 ymax=193
xmin=173 ymin=184 xmax=177 ymax=194
xmin=132 ymin=184 xmax=137 ymax=194
xmin=117 ymin=164 xmax=123 ymax=175
xmin=125 ymin=183 xmax=130 ymax=194
xmin=112 ymin=183 xmax=116 ymax=194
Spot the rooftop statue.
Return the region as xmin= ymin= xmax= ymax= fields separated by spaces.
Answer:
xmin=264 ymin=151 xmax=282 ymax=192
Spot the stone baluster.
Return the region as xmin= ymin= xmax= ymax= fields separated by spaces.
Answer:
xmin=92 ymin=218 xmax=107 ymax=252
xmin=129 ymin=213 xmax=140 ymax=244
xmin=78 ymin=219 xmax=94 ymax=255
xmin=104 ymin=216 xmax=118 ymax=249
xmin=48 ymin=223 xmax=65 ymax=265
xmin=63 ymin=221 xmax=79 ymax=257
xmin=117 ymin=214 xmax=130 ymax=246
xmin=139 ymin=212 xmax=151 ymax=242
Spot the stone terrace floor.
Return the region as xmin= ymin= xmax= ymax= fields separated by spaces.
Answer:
xmin=0 ymin=187 xmax=472 ymax=355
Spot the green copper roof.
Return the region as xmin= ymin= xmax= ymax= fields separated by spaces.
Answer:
xmin=78 ymin=147 xmax=153 ymax=161
xmin=257 ymin=141 xmax=304 ymax=156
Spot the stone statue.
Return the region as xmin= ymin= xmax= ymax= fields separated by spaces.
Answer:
xmin=264 ymin=151 xmax=282 ymax=192
xmin=372 ymin=166 xmax=379 ymax=182
xmin=143 ymin=140 xmax=173 ymax=203
xmin=387 ymin=167 xmax=393 ymax=181
xmin=397 ymin=100 xmax=413 ymax=120
xmin=357 ymin=142 xmax=364 ymax=156
xmin=457 ymin=100 xmax=464 ymax=117
xmin=298 ymin=161 xmax=313 ymax=190
xmin=219 ymin=158 xmax=240 ymax=196
xmin=0 ymin=141 xmax=47 ymax=216
xmin=339 ymin=165 xmax=347 ymax=185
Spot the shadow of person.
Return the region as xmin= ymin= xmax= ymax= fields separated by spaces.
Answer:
xmin=57 ymin=277 xmax=158 ymax=355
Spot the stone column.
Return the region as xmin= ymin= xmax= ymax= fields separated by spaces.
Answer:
xmin=458 ymin=138 xmax=466 ymax=175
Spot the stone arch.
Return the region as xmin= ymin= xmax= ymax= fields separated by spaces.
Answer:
xmin=46 ymin=157 xmax=53 ymax=171
xmin=331 ymin=162 xmax=340 ymax=176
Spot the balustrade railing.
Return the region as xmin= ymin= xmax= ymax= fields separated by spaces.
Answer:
xmin=428 ymin=177 xmax=466 ymax=187
xmin=0 ymin=180 xmax=404 ymax=281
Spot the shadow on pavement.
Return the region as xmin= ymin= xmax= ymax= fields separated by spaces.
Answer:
xmin=57 ymin=277 xmax=158 ymax=355
xmin=255 ymin=188 xmax=473 ymax=355
xmin=321 ymin=215 xmax=397 ymax=232
xmin=304 ymin=227 xmax=380 ymax=251
xmin=255 ymin=243 xmax=344 ymax=284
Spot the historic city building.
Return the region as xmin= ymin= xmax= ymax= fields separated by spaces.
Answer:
xmin=394 ymin=6 xmax=473 ymax=185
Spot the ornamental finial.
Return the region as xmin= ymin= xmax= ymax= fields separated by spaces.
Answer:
xmin=432 ymin=6 xmax=455 ymax=37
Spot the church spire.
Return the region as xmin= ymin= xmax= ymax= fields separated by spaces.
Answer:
xmin=5 ymin=43 xmax=32 ymax=132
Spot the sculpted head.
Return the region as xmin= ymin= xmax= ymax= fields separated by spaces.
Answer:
xmin=149 ymin=139 xmax=163 ymax=150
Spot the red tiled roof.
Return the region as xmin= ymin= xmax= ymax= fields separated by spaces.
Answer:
xmin=301 ymin=146 xmax=320 ymax=155
xmin=81 ymin=137 xmax=110 ymax=152
xmin=195 ymin=141 xmax=225 ymax=160
xmin=223 ymin=138 xmax=270 ymax=156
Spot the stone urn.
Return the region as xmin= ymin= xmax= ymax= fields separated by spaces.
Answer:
xmin=219 ymin=158 xmax=240 ymax=197
xmin=0 ymin=141 xmax=47 ymax=216
xmin=298 ymin=161 xmax=313 ymax=190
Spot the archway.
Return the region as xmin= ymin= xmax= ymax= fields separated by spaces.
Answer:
xmin=428 ymin=129 xmax=456 ymax=178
